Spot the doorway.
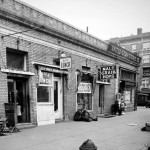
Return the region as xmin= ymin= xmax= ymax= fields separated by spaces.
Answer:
xmin=7 ymin=78 xmax=30 ymax=124
xmin=53 ymin=77 xmax=63 ymax=120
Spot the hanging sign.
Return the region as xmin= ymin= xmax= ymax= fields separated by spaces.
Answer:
xmin=38 ymin=69 xmax=53 ymax=86
xmin=77 ymin=82 xmax=91 ymax=93
xmin=101 ymin=66 xmax=117 ymax=79
xmin=60 ymin=57 xmax=71 ymax=69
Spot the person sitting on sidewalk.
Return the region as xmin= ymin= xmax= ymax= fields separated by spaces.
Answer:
xmin=112 ymin=100 xmax=122 ymax=115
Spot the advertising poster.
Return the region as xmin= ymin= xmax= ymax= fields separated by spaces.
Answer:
xmin=77 ymin=82 xmax=91 ymax=93
xmin=124 ymin=91 xmax=130 ymax=103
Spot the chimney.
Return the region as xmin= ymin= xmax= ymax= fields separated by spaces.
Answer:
xmin=137 ymin=28 xmax=142 ymax=35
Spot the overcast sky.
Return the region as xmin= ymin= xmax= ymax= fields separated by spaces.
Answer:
xmin=20 ymin=0 xmax=150 ymax=40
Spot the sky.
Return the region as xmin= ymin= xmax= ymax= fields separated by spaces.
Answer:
xmin=20 ymin=0 xmax=150 ymax=40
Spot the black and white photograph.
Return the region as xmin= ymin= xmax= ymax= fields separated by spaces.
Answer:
xmin=0 ymin=0 xmax=150 ymax=149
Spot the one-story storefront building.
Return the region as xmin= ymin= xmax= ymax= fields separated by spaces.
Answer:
xmin=0 ymin=0 xmax=141 ymax=127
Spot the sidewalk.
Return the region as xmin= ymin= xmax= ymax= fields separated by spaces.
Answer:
xmin=0 ymin=107 xmax=150 ymax=150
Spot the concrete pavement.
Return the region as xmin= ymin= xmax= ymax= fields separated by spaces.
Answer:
xmin=0 ymin=107 xmax=150 ymax=150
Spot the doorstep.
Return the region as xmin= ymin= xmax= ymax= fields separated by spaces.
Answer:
xmin=15 ymin=123 xmax=36 ymax=130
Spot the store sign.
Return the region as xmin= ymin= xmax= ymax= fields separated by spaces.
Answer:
xmin=78 ymin=82 xmax=91 ymax=93
xmin=108 ymin=43 xmax=141 ymax=63
xmin=60 ymin=57 xmax=71 ymax=69
xmin=125 ymin=81 xmax=135 ymax=87
xmin=143 ymin=68 xmax=150 ymax=77
xmin=38 ymin=69 xmax=53 ymax=86
xmin=101 ymin=66 xmax=117 ymax=79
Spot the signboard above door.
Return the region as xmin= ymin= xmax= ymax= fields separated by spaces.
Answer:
xmin=101 ymin=66 xmax=117 ymax=79
xmin=60 ymin=57 xmax=71 ymax=69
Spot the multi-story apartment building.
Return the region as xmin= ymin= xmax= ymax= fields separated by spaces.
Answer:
xmin=108 ymin=28 xmax=150 ymax=105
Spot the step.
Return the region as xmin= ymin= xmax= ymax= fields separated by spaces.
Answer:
xmin=15 ymin=123 xmax=36 ymax=130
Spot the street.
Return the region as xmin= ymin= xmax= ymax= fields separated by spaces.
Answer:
xmin=0 ymin=107 xmax=150 ymax=150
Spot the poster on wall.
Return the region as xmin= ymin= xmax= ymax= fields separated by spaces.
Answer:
xmin=124 ymin=91 xmax=130 ymax=103
xmin=77 ymin=82 xmax=91 ymax=93
xmin=38 ymin=69 xmax=53 ymax=86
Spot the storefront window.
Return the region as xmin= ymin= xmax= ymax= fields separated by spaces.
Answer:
xmin=77 ymin=72 xmax=93 ymax=110
xmin=37 ymin=86 xmax=52 ymax=102
xmin=77 ymin=93 xmax=92 ymax=110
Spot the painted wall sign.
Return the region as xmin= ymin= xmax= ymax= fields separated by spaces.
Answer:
xmin=60 ymin=57 xmax=71 ymax=69
xmin=101 ymin=66 xmax=117 ymax=79
xmin=38 ymin=69 xmax=53 ymax=86
xmin=143 ymin=68 xmax=150 ymax=77
xmin=77 ymin=82 xmax=91 ymax=93
xmin=108 ymin=43 xmax=141 ymax=63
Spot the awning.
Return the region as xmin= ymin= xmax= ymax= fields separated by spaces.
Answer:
xmin=1 ymin=68 xmax=34 ymax=76
xmin=32 ymin=61 xmax=69 ymax=74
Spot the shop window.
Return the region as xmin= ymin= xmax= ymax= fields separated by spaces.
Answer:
xmin=77 ymin=93 xmax=92 ymax=110
xmin=77 ymin=72 xmax=93 ymax=110
xmin=142 ymin=55 xmax=150 ymax=63
xmin=121 ymin=70 xmax=135 ymax=81
xmin=142 ymin=78 xmax=149 ymax=88
xmin=7 ymin=48 xmax=27 ymax=71
xmin=37 ymin=86 xmax=52 ymax=102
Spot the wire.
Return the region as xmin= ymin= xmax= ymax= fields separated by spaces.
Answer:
xmin=1 ymin=25 xmax=43 ymax=38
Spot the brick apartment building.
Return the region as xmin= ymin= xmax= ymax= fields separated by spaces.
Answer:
xmin=0 ymin=0 xmax=141 ymax=127
xmin=108 ymin=28 xmax=150 ymax=106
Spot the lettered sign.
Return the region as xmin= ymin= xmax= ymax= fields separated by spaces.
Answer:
xmin=60 ymin=57 xmax=71 ymax=69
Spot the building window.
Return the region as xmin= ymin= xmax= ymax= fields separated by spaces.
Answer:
xmin=143 ymin=42 xmax=150 ymax=50
xmin=37 ymin=86 xmax=52 ymax=102
xmin=77 ymin=93 xmax=92 ymax=110
xmin=142 ymin=55 xmax=150 ymax=63
xmin=121 ymin=45 xmax=125 ymax=49
xmin=142 ymin=78 xmax=149 ymax=88
xmin=77 ymin=73 xmax=93 ymax=110
xmin=7 ymin=48 xmax=27 ymax=71
xmin=131 ymin=44 xmax=136 ymax=51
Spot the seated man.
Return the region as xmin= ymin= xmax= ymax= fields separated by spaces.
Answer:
xmin=113 ymin=100 xmax=122 ymax=115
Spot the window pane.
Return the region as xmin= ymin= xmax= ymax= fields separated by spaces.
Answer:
xmin=143 ymin=42 xmax=150 ymax=49
xmin=37 ymin=86 xmax=51 ymax=102
xmin=131 ymin=44 xmax=136 ymax=50
xmin=142 ymin=55 xmax=150 ymax=63
xmin=77 ymin=93 xmax=92 ymax=110
xmin=7 ymin=51 xmax=25 ymax=70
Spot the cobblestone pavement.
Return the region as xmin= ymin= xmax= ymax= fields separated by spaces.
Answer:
xmin=0 ymin=107 xmax=150 ymax=150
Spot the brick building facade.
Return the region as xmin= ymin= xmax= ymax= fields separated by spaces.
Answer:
xmin=0 ymin=0 xmax=140 ymax=127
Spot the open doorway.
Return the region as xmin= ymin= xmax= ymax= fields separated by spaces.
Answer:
xmin=7 ymin=78 xmax=30 ymax=124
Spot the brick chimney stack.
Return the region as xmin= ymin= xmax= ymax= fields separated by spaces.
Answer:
xmin=137 ymin=28 xmax=142 ymax=35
